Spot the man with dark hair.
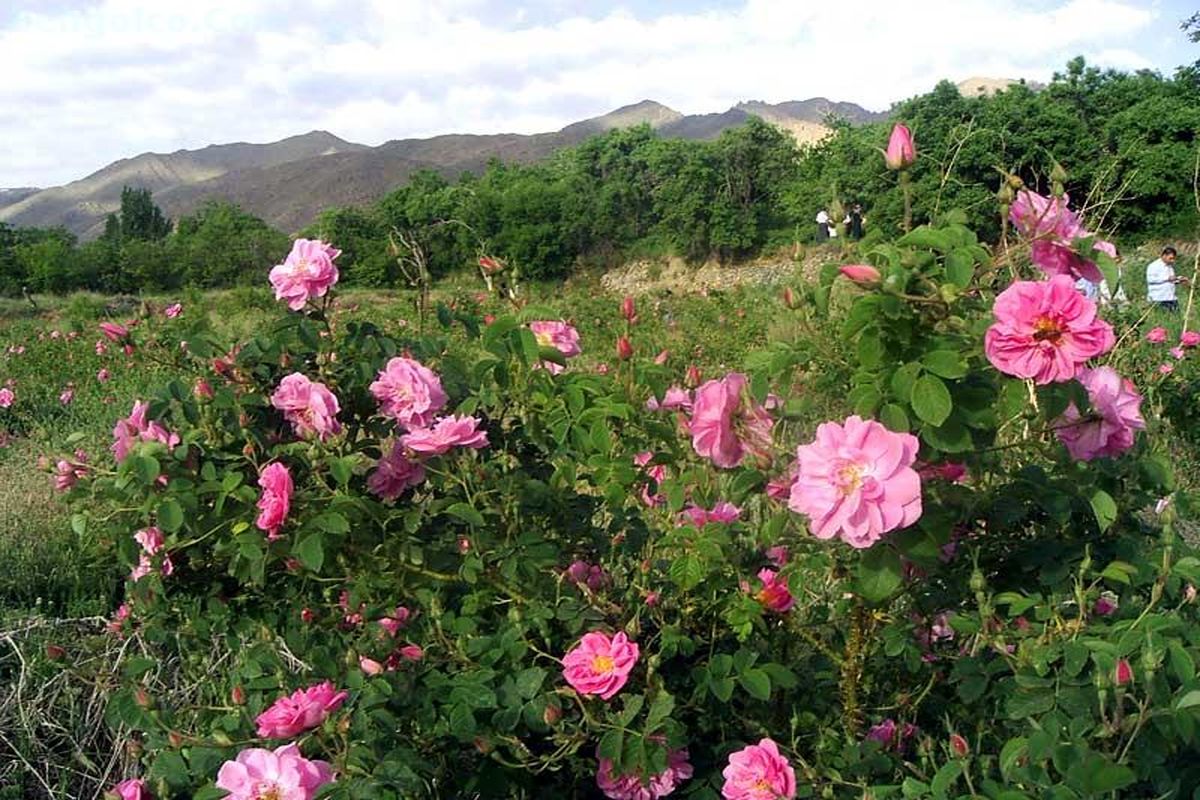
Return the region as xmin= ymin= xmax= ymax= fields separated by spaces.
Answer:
xmin=1146 ymin=246 xmax=1184 ymax=311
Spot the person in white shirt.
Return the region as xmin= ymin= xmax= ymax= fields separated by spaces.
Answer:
xmin=815 ymin=210 xmax=830 ymax=242
xmin=1146 ymin=246 xmax=1183 ymax=311
xmin=1075 ymin=274 xmax=1127 ymax=307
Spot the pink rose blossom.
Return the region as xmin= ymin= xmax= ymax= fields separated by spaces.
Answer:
xmin=164 ymin=303 xmax=182 ymax=318
xmin=562 ymin=631 xmax=639 ymax=700
xmin=400 ymin=415 xmax=488 ymax=455
xmin=597 ymin=745 xmax=693 ymax=800
xmin=254 ymin=681 xmax=348 ymax=739
xmin=754 ymin=568 xmax=794 ymax=613
xmin=368 ymin=441 xmax=427 ymax=501
xmin=1054 ymin=366 xmax=1144 ymax=461
xmin=721 ymin=738 xmax=796 ymax=800
xmin=270 ymin=373 xmax=341 ymax=441
xmin=984 ymin=275 xmax=1114 ymax=384
xmin=566 ymin=560 xmax=610 ymax=591
xmin=529 ymin=320 xmax=582 ymax=374
xmin=360 ymin=657 xmax=384 ymax=676
xmin=689 ymin=372 xmax=774 ymax=469
xmin=635 ymin=451 xmax=667 ymax=506
xmin=54 ymin=457 xmax=89 ymax=491
xmin=1010 ymin=190 xmax=1116 ymax=283
xmin=647 ymin=386 xmax=693 ymax=412
xmin=216 ymin=743 xmax=334 ymax=800
xmin=378 ymin=606 xmax=411 ymax=637
xmin=1146 ymin=326 xmax=1168 ymax=344
xmin=397 ymin=644 xmax=423 ymax=662
xmin=99 ymin=322 xmax=129 ymax=342
xmin=1160 ymin=363 xmax=1175 ymax=375
xmin=59 ymin=387 xmax=74 ymax=405
xmin=0 ymin=388 xmax=11 ymax=409
xmin=766 ymin=546 xmax=789 ymax=567
xmin=1182 ymin=331 xmax=1200 ymax=347
xmin=134 ymin=526 xmax=164 ymax=555
xmin=679 ymin=501 xmax=742 ymax=527
xmin=194 ymin=378 xmax=214 ymax=399
xmin=1172 ymin=346 xmax=1186 ymax=360
xmin=884 ymin=123 xmax=916 ymax=170
xmin=839 ymin=264 xmax=882 ymax=284
xmin=269 ymin=239 xmax=341 ymax=311
xmin=1094 ymin=591 xmax=1119 ymax=616
xmin=111 ymin=401 xmax=180 ymax=463
xmin=866 ymin=719 xmax=919 ymax=751
xmin=97 ymin=368 xmax=111 ymax=382
xmin=788 ymin=415 xmax=922 ymax=548
xmin=255 ymin=462 xmax=293 ymax=540
xmin=369 ymin=357 xmax=447 ymax=429
xmin=109 ymin=778 xmax=151 ymax=800
xmin=130 ymin=554 xmax=153 ymax=582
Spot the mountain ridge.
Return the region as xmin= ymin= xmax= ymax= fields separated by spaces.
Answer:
xmin=1 ymin=98 xmax=883 ymax=239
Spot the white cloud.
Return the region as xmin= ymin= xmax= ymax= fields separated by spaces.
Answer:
xmin=0 ymin=0 xmax=1179 ymax=187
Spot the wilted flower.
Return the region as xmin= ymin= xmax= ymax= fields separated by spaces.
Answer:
xmin=164 ymin=303 xmax=183 ymax=318
xmin=255 ymin=462 xmax=293 ymax=540
xmin=689 ymin=372 xmax=773 ymax=469
xmin=754 ymin=569 xmax=794 ymax=613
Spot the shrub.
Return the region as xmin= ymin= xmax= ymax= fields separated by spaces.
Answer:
xmin=62 ymin=161 xmax=1200 ymax=800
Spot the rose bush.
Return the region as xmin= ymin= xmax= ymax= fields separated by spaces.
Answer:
xmin=58 ymin=159 xmax=1200 ymax=800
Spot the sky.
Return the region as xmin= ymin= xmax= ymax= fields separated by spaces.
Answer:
xmin=1 ymin=0 xmax=1196 ymax=187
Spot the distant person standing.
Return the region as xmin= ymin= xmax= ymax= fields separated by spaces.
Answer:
xmin=1146 ymin=246 xmax=1184 ymax=311
xmin=848 ymin=204 xmax=865 ymax=240
xmin=815 ymin=209 xmax=831 ymax=242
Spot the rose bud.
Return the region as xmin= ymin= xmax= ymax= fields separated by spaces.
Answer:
xmin=839 ymin=264 xmax=882 ymax=285
xmin=883 ymin=123 xmax=916 ymax=170
xmin=231 ymin=685 xmax=246 ymax=705
xmin=949 ymin=733 xmax=969 ymax=758
xmin=616 ymin=336 xmax=633 ymax=361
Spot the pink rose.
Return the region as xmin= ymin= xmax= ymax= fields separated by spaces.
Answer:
xmin=378 ymin=606 xmax=411 ymax=637
xmin=164 ymin=303 xmax=182 ymax=318
xmin=529 ymin=320 xmax=582 ymax=374
xmin=679 ymin=501 xmax=742 ymax=527
xmin=1182 ymin=331 xmax=1200 ymax=347
xmin=111 ymin=400 xmax=180 ymax=463
xmin=1161 ymin=363 xmax=1175 ymax=375
xmin=270 ymin=373 xmax=341 ymax=441
xmin=397 ymin=644 xmax=424 ymax=662
xmin=866 ymin=719 xmax=918 ymax=752
xmin=1094 ymin=591 xmax=1119 ymax=616
xmin=97 ymin=368 xmax=111 ymax=383
xmin=765 ymin=545 xmax=789 ymax=568
xmin=788 ymin=415 xmax=922 ymax=549
xmin=216 ymin=743 xmax=334 ymax=800
xmin=254 ymin=681 xmax=348 ymax=739
xmin=562 ymin=631 xmax=639 ymax=700
xmin=721 ymin=738 xmax=796 ymax=800
xmin=59 ymin=387 xmax=74 ymax=405
xmin=634 ymin=451 xmax=667 ymax=507
xmin=400 ymin=415 xmax=488 ymax=455
xmin=1171 ymin=346 xmax=1186 ymax=360
xmin=647 ymin=386 xmax=693 ymax=412
xmin=1054 ymin=366 xmax=1144 ymax=461
xmin=99 ymin=322 xmax=129 ymax=342
xmin=369 ymin=356 xmax=447 ymax=429
xmin=754 ymin=568 xmax=794 ymax=613
xmin=839 ymin=264 xmax=882 ymax=284
xmin=1009 ymin=190 xmax=1115 ymax=283
xmin=54 ymin=457 xmax=89 ymax=491
xmin=1146 ymin=326 xmax=1168 ymax=344
xmin=360 ymin=657 xmax=384 ymax=676
xmin=689 ymin=372 xmax=773 ymax=469
xmin=984 ymin=275 xmax=1114 ymax=384
xmin=883 ymin=123 xmax=916 ymax=170
xmin=134 ymin=526 xmax=164 ymax=555
xmin=368 ymin=441 xmax=427 ymax=501
xmin=109 ymin=778 xmax=152 ymax=800
xmin=597 ymin=745 xmax=693 ymax=799
xmin=0 ymin=388 xmax=12 ymax=408
xmin=255 ymin=462 xmax=293 ymax=540
xmin=269 ymin=239 xmax=341 ymax=311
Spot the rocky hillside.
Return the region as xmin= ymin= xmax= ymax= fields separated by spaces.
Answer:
xmin=2 ymin=98 xmax=882 ymax=239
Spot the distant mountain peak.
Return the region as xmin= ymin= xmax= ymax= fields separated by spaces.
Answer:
xmin=560 ymin=100 xmax=684 ymax=135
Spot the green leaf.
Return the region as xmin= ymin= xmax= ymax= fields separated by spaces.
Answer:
xmin=710 ymin=677 xmax=735 ymax=702
xmin=598 ymin=728 xmax=625 ymax=761
xmin=739 ymin=669 xmax=771 ymax=701
xmin=911 ymin=374 xmax=952 ymax=426
xmin=944 ymin=249 xmax=975 ymax=288
xmin=999 ymin=737 xmax=1028 ymax=778
xmin=446 ymin=503 xmax=484 ymax=527
xmin=879 ymin=403 xmax=910 ymax=432
xmin=617 ymin=694 xmax=645 ymax=726
xmin=857 ymin=334 xmax=884 ymax=369
xmin=890 ymin=362 xmax=922 ymax=401
xmin=645 ymin=692 xmax=675 ymax=732
xmin=515 ymin=667 xmax=547 ymax=700
xmin=1085 ymin=762 xmax=1135 ymax=793
xmin=294 ymin=533 xmax=325 ymax=572
xmin=1175 ymin=690 xmax=1200 ymax=710
xmin=897 ymin=226 xmax=952 ymax=252
xmin=931 ymin=760 xmax=962 ymax=798
xmin=157 ymin=498 xmax=184 ymax=533
xmin=70 ymin=513 xmax=87 ymax=536
xmin=669 ymin=554 xmax=704 ymax=591
xmin=853 ymin=546 xmax=903 ymax=604
xmin=921 ymin=350 xmax=967 ymax=379
xmin=1090 ymin=490 xmax=1118 ymax=532
xmin=537 ymin=345 xmax=567 ymax=367
xmin=329 ymin=457 xmax=353 ymax=487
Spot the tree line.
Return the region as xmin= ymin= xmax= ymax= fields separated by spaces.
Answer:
xmin=2 ymin=57 xmax=1197 ymax=295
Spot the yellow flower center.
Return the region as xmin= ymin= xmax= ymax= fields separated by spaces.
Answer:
xmin=754 ymin=778 xmax=772 ymax=792
xmin=1032 ymin=316 xmax=1064 ymax=344
xmin=534 ymin=331 xmax=554 ymax=348
xmin=592 ymin=654 xmax=615 ymax=674
xmin=254 ymin=785 xmax=283 ymax=800
xmin=836 ymin=463 xmax=864 ymax=496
